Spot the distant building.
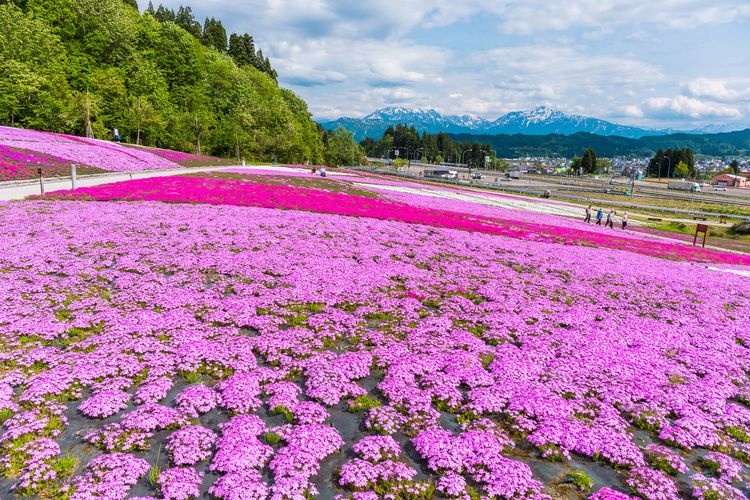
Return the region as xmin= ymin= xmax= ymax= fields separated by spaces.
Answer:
xmin=712 ymin=173 xmax=748 ymax=188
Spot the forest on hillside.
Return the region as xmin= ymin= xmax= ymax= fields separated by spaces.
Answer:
xmin=0 ymin=0 xmax=324 ymax=163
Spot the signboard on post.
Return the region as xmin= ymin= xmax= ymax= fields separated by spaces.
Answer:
xmin=694 ymin=223 xmax=708 ymax=248
xmin=394 ymin=150 xmax=399 ymax=157
xmin=484 ymin=156 xmax=490 ymax=164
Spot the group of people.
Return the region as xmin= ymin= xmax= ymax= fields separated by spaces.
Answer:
xmin=584 ymin=205 xmax=628 ymax=230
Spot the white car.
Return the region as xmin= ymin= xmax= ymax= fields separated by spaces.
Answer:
xmin=713 ymin=186 xmax=727 ymax=191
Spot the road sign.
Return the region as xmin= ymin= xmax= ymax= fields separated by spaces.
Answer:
xmin=484 ymin=156 xmax=490 ymax=163
xmin=694 ymin=224 xmax=708 ymax=248
xmin=394 ymin=150 xmax=399 ymax=157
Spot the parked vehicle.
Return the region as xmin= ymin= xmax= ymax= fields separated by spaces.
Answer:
xmin=423 ymin=168 xmax=457 ymax=179
xmin=470 ymin=172 xmax=484 ymax=180
xmin=713 ymin=186 xmax=727 ymax=191
xmin=667 ymin=180 xmax=701 ymax=192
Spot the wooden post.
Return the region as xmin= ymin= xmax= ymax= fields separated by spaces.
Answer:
xmin=694 ymin=223 xmax=708 ymax=248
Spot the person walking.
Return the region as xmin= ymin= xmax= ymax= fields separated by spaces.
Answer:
xmin=596 ymin=208 xmax=603 ymax=226
xmin=606 ymin=209 xmax=615 ymax=228
xmin=584 ymin=205 xmax=592 ymax=223
xmin=113 ymin=128 xmax=121 ymax=142
xmin=621 ymin=211 xmax=629 ymax=230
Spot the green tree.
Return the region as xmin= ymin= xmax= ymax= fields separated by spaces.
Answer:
xmin=0 ymin=4 xmax=71 ymax=129
xmin=580 ymin=147 xmax=597 ymax=174
xmin=570 ymin=155 xmax=582 ymax=175
xmin=228 ymin=33 xmax=256 ymax=67
xmin=674 ymin=161 xmax=689 ymax=178
xmin=325 ymin=126 xmax=362 ymax=167
xmin=122 ymin=0 xmax=138 ymax=10
xmin=153 ymin=4 xmax=174 ymax=22
xmin=596 ymin=157 xmax=612 ymax=174
xmin=175 ymin=6 xmax=201 ymax=38
xmin=201 ymin=17 xmax=227 ymax=52
xmin=730 ymin=159 xmax=740 ymax=175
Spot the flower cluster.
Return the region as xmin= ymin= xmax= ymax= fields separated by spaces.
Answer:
xmin=159 ymin=467 xmax=203 ymax=500
xmin=166 ymin=425 xmax=217 ymax=465
xmin=643 ymin=444 xmax=687 ymax=476
xmin=691 ymin=474 xmax=746 ymax=499
xmin=70 ymin=453 xmax=149 ymax=499
xmin=340 ymin=435 xmax=416 ymax=492
xmin=624 ymin=467 xmax=679 ymax=499
xmin=79 ymin=390 xmax=131 ymax=419
xmin=702 ymin=451 xmax=743 ymax=483
xmin=270 ymin=424 xmax=344 ymax=497
xmin=209 ymin=415 xmax=271 ymax=498
xmin=174 ymin=385 xmax=221 ymax=418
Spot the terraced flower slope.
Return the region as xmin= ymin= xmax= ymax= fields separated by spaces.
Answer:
xmin=1 ymin=169 xmax=750 ymax=499
xmin=0 ymin=126 xmax=225 ymax=180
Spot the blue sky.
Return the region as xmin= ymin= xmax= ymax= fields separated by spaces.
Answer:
xmin=157 ymin=1 xmax=750 ymax=129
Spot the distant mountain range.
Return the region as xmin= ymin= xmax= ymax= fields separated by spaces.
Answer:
xmin=320 ymin=106 xmax=736 ymax=141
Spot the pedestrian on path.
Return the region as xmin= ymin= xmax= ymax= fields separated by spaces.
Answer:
xmin=113 ymin=128 xmax=121 ymax=142
xmin=596 ymin=208 xmax=603 ymax=226
xmin=605 ymin=209 xmax=615 ymax=228
xmin=584 ymin=205 xmax=592 ymax=223
xmin=621 ymin=211 xmax=629 ymax=230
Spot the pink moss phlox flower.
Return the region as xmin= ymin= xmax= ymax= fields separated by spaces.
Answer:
xmin=264 ymin=381 xmax=301 ymax=412
xmin=436 ymin=470 xmax=467 ymax=497
xmin=208 ymin=469 xmax=269 ymax=500
xmin=269 ymin=424 xmax=344 ymax=498
xmin=702 ymin=451 xmax=743 ymax=483
xmin=71 ymin=453 xmax=149 ymax=499
xmin=625 ymin=467 xmax=679 ymax=500
xmin=79 ymin=389 xmax=131 ymax=419
xmin=291 ymin=401 xmax=329 ymax=424
xmin=352 ymin=435 xmax=401 ymax=462
xmin=644 ymin=444 xmax=687 ymax=475
xmin=166 ymin=425 xmax=217 ymax=465
xmin=690 ymin=474 xmax=746 ymax=499
xmin=134 ymin=377 xmax=173 ymax=405
xmin=217 ymin=372 xmax=262 ymax=414
xmin=174 ymin=384 xmax=221 ymax=418
xmin=210 ymin=415 xmax=272 ymax=474
xmin=158 ymin=467 xmax=203 ymax=500
xmin=364 ymin=406 xmax=406 ymax=435
xmin=588 ymin=487 xmax=635 ymax=499
xmin=11 ymin=438 xmax=61 ymax=493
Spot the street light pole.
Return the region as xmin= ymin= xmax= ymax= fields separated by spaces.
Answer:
xmin=662 ymin=156 xmax=671 ymax=181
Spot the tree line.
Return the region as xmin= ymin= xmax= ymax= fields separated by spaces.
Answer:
xmin=0 ymin=0 xmax=323 ymax=163
xmin=144 ymin=3 xmax=278 ymax=81
xmin=360 ymin=125 xmax=499 ymax=167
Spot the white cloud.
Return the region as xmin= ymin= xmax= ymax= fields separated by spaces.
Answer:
xmin=623 ymin=105 xmax=644 ymax=118
xmin=643 ymin=96 xmax=742 ymax=119
xmin=684 ymin=78 xmax=750 ymax=102
xmin=490 ymin=0 xmax=750 ymax=35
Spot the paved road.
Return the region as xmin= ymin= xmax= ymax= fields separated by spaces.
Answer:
xmin=0 ymin=166 xmax=239 ymax=201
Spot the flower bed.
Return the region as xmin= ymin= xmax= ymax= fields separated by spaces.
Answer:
xmin=0 ymin=126 xmax=180 ymax=174
xmin=0 ymin=144 xmax=106 ymax=181
xmin=0 ymin=194 xmax=749 ymax=497
xmin=40 ymin=175 xmax=750 ymax=265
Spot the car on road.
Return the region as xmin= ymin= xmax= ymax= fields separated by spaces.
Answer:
xmin=713 ymin=186 xmax=728 ymax=191
xmin=470 ymin=173 xmax=484 ymax=180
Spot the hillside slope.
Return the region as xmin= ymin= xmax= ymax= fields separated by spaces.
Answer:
xmin=0 ymin=1 xmax=323 ymax=163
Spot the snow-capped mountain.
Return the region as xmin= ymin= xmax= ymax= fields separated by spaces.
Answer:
xmin=320 ymin=105 xmax=716 ymax=140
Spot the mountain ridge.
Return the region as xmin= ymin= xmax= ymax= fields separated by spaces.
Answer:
xmin=321 ymin=106 xmax=738 ymax=141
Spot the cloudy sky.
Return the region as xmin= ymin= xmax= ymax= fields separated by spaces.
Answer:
xmin=158 ymin=0 xmax=750 ymax=129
